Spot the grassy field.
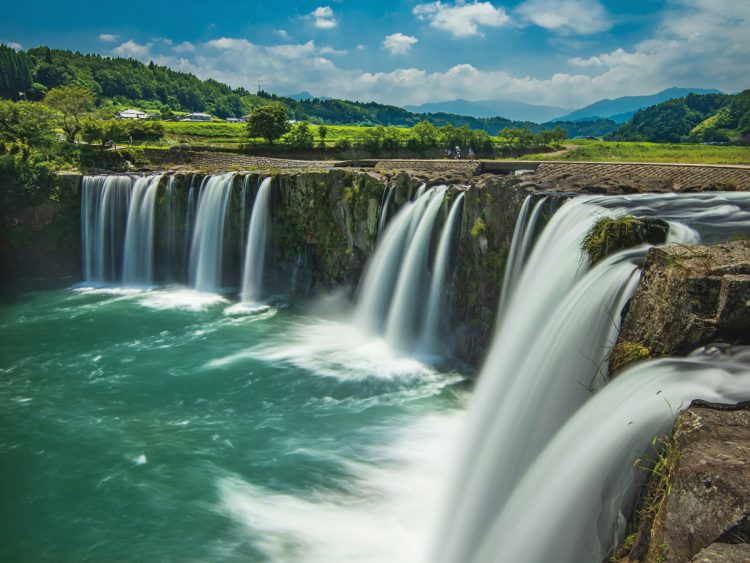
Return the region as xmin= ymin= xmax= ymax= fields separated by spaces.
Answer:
xmin=151 ymin=122 xmax=750 ymax=164
xmin=522 ymin=140 xmax=750 ymax=165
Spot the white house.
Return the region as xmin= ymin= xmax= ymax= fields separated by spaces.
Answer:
xmin=181 ymin=112 xmax=212 ymax=122
xmin=117 ymin=108 xmax=148 ymax=120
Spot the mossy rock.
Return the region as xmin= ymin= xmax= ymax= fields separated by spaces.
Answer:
xmin=582 ymin=215 xmax=670 ymax=266
xmin=609 ymin=340 xmax=651 ymax=375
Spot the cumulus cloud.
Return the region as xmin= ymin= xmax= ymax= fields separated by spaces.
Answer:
xmin=171 ymin=41 xmax=195 ymax=53
xmin=515 ymin=0 xmax=611 ymax=35
xmin=382 ymin=33 xmax=418 ymax=55
xmin=112 ymin=40 xmax=152 ymax=59
xmin=413 ymin=1 xmax=510 ymax=38
xmin=308 ymin=6 xmax=338 ymax=29
xmin=5 ymin=41 xmax=23 ymax=50
xmin=275 ymin=29 xmax=290 ymax=39
xmin=98 ymin=33 xmax=120 ymax=42
xmin=135 ymin=1 xmax=750 ymax=109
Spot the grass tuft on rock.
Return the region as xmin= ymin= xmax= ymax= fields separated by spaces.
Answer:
xmin=609 ymin=341 xmax=652 ymax=374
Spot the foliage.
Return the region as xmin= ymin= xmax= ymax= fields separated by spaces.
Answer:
xmin=43 ymin=86 xmax=95 ymax=142
xmin=582 ymin=215 xmax=668 ymax=266
xmin=614 ymin=90 xmax=750 ymax=143
xmin=81 ymin=118 xmax=164 ymax=146
xmin=0 ymin=99 xmax=59 ymax=158
xmin=247 ymin=103 xmax=290 ymax=144
xmin=470 ymin=217 xmax=487 ymax=238
xmin=0 ymin=44 xmax=33 ymax=101
xmin=284 ymin=121 xmax=315 ymax=149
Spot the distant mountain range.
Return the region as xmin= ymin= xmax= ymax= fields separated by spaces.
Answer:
xmin=287 ymin=91 xmax=332 ymax=101
xmin=553 ymin=87 xmax=722 ymax=123
xmin=404 ymin=98 xmax=569 ymax=123
xmin=403 ymin=88 xmax=723 ymax=124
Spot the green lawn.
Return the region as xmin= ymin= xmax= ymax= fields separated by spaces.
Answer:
xmin=521 ymin=140 xmax=750 ymax=165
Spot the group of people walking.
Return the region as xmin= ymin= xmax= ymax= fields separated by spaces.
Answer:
xmin=446 ymin=146 xmax=475 ymax=160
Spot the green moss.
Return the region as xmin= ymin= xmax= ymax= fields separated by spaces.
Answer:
xmin=609 ymin=341 xmax=651 ymax=374
xmin=470 ymin=217 xmax=487 ymax=238
xmin=582 ymin=215 xmax=669 ymax=266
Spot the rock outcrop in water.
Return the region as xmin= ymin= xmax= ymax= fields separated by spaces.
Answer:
xmin=612 ymin=241 xmax=750 ymax=372
xmin=624 ymin=401 xmax=750 ymax=563
xmin=581 ymin=216 xmax=669 ymax=266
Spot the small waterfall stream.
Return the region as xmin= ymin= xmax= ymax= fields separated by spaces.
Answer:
xmin=122 ymin=175 xmax=162 ymax=286
xmin=189 ymin=173 xmax=236 ymax=293
xmin=240 ymin=177 xmax=272 ymax=303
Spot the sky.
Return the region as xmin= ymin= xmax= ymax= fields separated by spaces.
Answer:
xmin=1 ymin=0 xmax=749 ymax=109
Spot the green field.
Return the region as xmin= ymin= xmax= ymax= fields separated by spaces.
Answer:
xmin=522 ymin=140 xmax=750 ymax=165
xmin=148 ymin=122 xmax=750 ymax=165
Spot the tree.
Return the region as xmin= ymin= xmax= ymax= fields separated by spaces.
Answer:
xmin=247 ymin=102 xmax=290 ymax=144
xmin=0 ymin=100 xmax=59 ymax=159
xmin=285 ymin=121 xmax=315 ymax=149
xmin=43 ymin=86 xmax=95 ymax=142
xmin=318 ymin=125 xmax=328 ymax=148
xmin=412 ymin=120 xmax=438 ymax=147
xmin=0 ymin=44 xmax=33 ymax=100
xmin=81 ymin=118 xmax=126 ymax=148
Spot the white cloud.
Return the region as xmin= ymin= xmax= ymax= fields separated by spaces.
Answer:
xmin=112 ymin=40 xmax=152 ymax=59
xmin=382 ymin=33 xmax=418 ymax=55
xmin=357 ymin=44 xmax=367 ymax=51
xmin=6 ymin=41 xmax=22 ymax=50
xmin=172 ymin=41 xmax=196 ymax=53
xmin=308 ymin=6 xmax=338 ymax=29
xmin=98 ymin=33 xmax=119 ymax=42
xmin=413 ymin=1 xmax=510 ymax=38
xmin=320 ymin=46 xmax=348 ymax=56
xmin=137 ymin=1 xmax=750 ymax=111
xmin=515 ymin=0 xmax=611 ymax=35
xmin=275 ymin=29 xmax=290 ymax=39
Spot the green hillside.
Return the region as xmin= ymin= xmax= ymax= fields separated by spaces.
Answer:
xmin=0 ymin=44 xmax=615 ymax=137
xmin=615 ymin=90 xmax=750 ymax=143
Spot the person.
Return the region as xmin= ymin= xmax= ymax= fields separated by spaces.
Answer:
xmin=468 ymin=147 xmax=475 ymax=159
xmin=455 ymin=145 xmax=461 ymax=159
xmin=446 ymin=148 xmax=452 ymax=159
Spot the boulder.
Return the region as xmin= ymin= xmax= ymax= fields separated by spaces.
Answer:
xmin=615 ymin=241 xmax=750 ymax=363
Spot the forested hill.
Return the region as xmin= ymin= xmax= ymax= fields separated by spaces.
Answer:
xmin=614 ymin=90 xmax=750 ymax=143
xmin=0 ymin=44 xmax=615 ymax=137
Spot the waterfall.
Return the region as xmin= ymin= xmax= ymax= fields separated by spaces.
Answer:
xmin=239 ymin=176 xmax=250 ymax=259
xmin=421 ymin=192 xmax=465 ymax=352
xmin=385 ymin=186 xmax=448 ymax=350
xmin=81 ymin=175 xmax=132 ymax=283
xmin=377 ymin=185 xmax=395 ymax=240
xmin=240 ymin=178 xmax=272 ymax=303
xmin=165 ymin=177 xmax=176 ymax=281
xmin=475 ymin=348 xmax=750 ymax=563
xmin=122 ymin=175 xmax=162 ymax=286
xmin=498 ymin=195 xmax=552 ymax=313
xmin=189 ymin=173 xmax=236 ymax=293
xmin=355 ymin=185 xmax=460 ymax=354
xmin=432 ymin=191 xmax=750 ymax=563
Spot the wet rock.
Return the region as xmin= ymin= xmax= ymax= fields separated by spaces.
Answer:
xmin=616 ymin=241 xmax=750 ymax=362
xmin=691 ymin=543 xmax=750 ymax=562
xmin=582 ymin=215 xmax=670 ymax=266
xmin=629 ymin=403 xmax=750 ymax=562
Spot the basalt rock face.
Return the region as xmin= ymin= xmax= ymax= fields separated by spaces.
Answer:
xmin=0 ymin=173 xmax=82 ymax=281
xmin=626 ymin=402 xmax=750 ymax=563
xmin=450 ymin=176 xmax=531 ymax=365
xmin=613 ymin=241 xmax=750 ymax=371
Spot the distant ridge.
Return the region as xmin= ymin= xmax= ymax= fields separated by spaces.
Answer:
xmin=287 ymin=91 xmax=332 ymax=101
xmin=553 ymin=87 xmax=722 ymax=123
xmin=404 ymin=98 xmax=569 ymax=123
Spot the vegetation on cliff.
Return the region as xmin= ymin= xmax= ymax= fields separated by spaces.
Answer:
xmin=614 ymin=90 xmax=750 ymax=144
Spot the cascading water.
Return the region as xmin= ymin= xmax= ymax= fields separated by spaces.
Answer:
xmin=122 ymin=175 xmax=162 ymax=286
xmin=189 ymin=173 xmax=236 ymax=293
xmin=476 ymin=347 xmax=750 ymax=563
xmin=421 ymin=192 xmax=465 ymax=353
xmin=81 ymin=175 xmax=132 ymax=283
xmin=385 ymin=186 xmax=448 ymax=350
xmin=355 ymin=185 xmax=461 ymax=354
xmin=433 ymin=191 xmax=750 ymax=563
xmin=378 ymin=185 xmax=395 ymax=240
xmin=165 ymin=176 xmax=176 ymax=280
xmin=240 ymin=178 xmax=272 ymax=303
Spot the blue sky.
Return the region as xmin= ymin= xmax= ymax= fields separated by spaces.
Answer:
xmin=2 ymin=0 xmax=748 ymax=108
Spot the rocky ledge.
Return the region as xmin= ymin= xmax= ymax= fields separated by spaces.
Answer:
xmin=611 ymin=241 xmax=750 ymax=373
xmin=624 ymin=401 xmax=750 ymax=563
